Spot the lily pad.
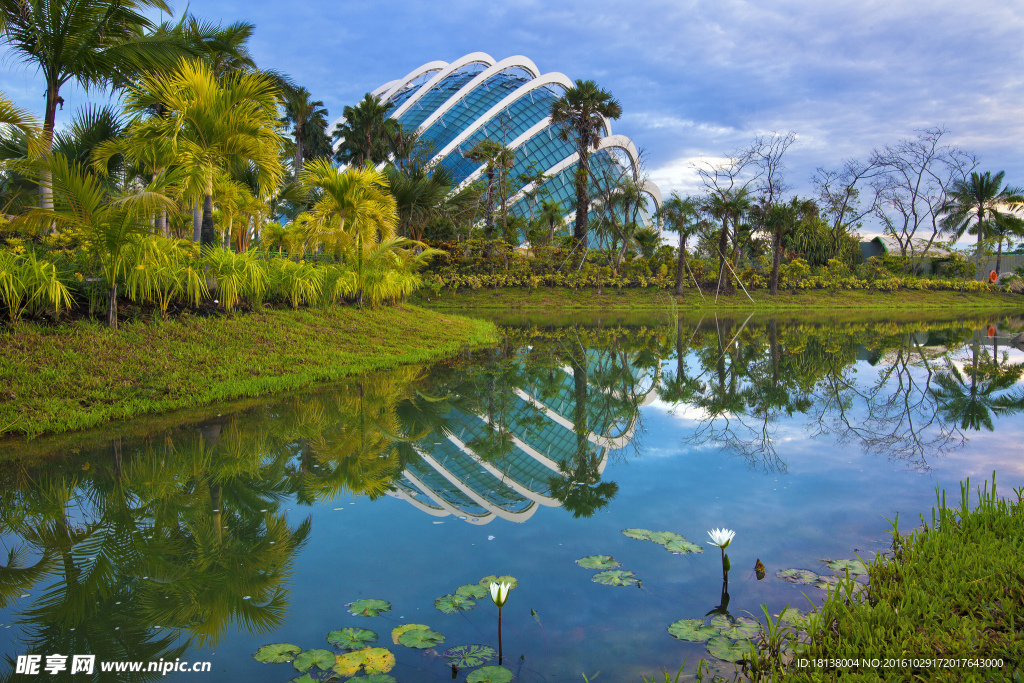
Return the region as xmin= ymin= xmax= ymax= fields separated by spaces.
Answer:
xmin=813 ymin=575 xmax=841 ymax=590
xmin=456 ymin=583 xmax=489 ymax=599
xmin=442 ymin=644 xmax=497 ymax=668
xmin=327 ymin=627 xmax=378 ymax=650
xmin=667 ymin=619 xmax=718 ymax=642
xmin=435 ymin=593 xmax=475 ymax=613
xmin=821 ymin=558 xmax=869 ymax=577
xmin=719 ymin=617 xmax=759 ymax=639
xmin=348 ymin=598 xmax=392 ymax=617
xmin=776 ymin=568 xmax=820 ymax=585
xmin=347 ymin=676 xmax=397 ymax=683
xmin=478 ymin=575 xmax=518 ymax=590
xmin=577 ymin=555 xmax=622 ymax=570
xmin=467 ymin=665 xmax=514 ymax=683
xmin=332 ymin=647 xmax=396 ymax=677
xmin=778 ymin=607 xmax=810 ymax=628
xmin=398 ymin=627 xmax=445 ymax=649
xmin=253 ymin=643 xmax=302 ymax=663
xmin=706 ymin=636 xmax=753 ymax=663
xmin=663 ymin=538 xmax=703 ymax=555
xmin=391 ymin=623 xmax=429 ymax=645
xmin=622 ymin=528 xmax=654 ymax=540
xmin=293 ymin=649 xmax=335 ymax=672
xmin=648 ymin=531 xmax=687 ymax=546
xmin=592 ymin=569 xmax=638 ymax=586
xmin=290 ymin=675 xmax=316 ymax=683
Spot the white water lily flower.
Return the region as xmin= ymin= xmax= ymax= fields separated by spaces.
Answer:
xmin=706 ymin=528 xmax=735 ymax=549
xmin=489 ymin=581 xmax=511 ymax=607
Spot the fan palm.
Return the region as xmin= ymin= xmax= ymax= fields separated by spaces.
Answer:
xmin=117 ymin=59 xmax=286 ymax=247
xmin=657 ymin=193 xmax=700 ymax=295
xmin=464 ymin=139 xmax=515 ymax=238
xmin=0 ymin=0 xmax=184 ymax=210
xmin=941 ymin=171 xmax=1024 ymax=278
xmin=550 ymin=80 xmax=622 ymax=248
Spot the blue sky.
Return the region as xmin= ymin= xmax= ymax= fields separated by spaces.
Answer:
xmin=3 ymin=0 xmax=1023 ymax=236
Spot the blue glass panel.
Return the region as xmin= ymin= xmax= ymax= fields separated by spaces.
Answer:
xmin=419 ymin=68 xmax=534 ymax=153
xmin=396 ymin=62 xmax=489 ymax=131
xmin=384 ymin=69 xmax=441 ymax=111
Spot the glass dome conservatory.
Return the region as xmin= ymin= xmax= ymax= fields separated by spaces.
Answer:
xmin=330 ymin=52 xmax=662 ymax=234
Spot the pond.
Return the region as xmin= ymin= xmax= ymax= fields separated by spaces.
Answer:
xmin=2 ymin=310 xmax=1023 ymax=682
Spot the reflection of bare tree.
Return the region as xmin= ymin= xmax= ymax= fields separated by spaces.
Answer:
xmin=809 ymin=332 xmax=966 ymax=471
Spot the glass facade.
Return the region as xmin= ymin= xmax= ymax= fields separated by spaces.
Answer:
xmin=371 ymin=54 xmax=660 ymax=234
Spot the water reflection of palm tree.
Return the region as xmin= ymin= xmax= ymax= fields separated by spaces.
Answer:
xmin=932 ymin=333 xmax=1024 ymax=431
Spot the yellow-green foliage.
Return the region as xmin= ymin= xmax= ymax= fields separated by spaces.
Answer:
xmin=0 ymin=250 xmax=74 ymax=321
xmin=202 ymin=247 xmax=268 ymax=312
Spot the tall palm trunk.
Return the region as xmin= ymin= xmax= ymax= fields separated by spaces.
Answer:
xmin=107 ymin=284 xmax=118 ymax=330
xmin=193 ymin=203 xmax=202 ymax=242
xmin=293 ymin=125 xmax=304 ymax=179
xmin=770 ymin=226 xmax=783 ymax=295
xmin=39 ymin=85 xmax=60 ymax=214
xmin=675 ymin=231 xmax=687 ymax=296
xmin=574 ymin=151 xmax=590 ymax=248
xmin=716 ymin=218 xmax=729 ymax=288
xmin=201 ymin=193 xmax=216 ymax=247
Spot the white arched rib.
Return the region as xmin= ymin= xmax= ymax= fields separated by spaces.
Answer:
xmin=389 ymin=52 xmax=497 ymax=122
xmin=412 ymin=56 xmax=542 ymax=136
xmin=445 ymin=433 xmax=562 ymax=508
xmin=503 ymin=134 xmax=642 ymax=210
xmin=427 ymin=73 xmax=572 ymax=168
xmin=412 ymin=447 xmax=539 ymax=522
xmin=379 ymin=59 xmax=448 ymax=104
xmin=371 ymin=80 xmax=399 ymax=98
xmin=640 ymin=179 xmax=663 ymax=209
xmin=399 ymin=469 xmax=493 ymax=525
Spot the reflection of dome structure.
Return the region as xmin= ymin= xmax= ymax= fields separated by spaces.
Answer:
xmin=388 ymin=354 xmax=659 ymax=524
xmin=332 ymin=52 xmax=662 ymax=231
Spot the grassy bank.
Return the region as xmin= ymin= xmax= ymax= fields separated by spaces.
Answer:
xmin=0 ymin=305 xmax=497 ymax=439
xmin=749 ymin=475 xmax=1022 ymax=682
xmin=415 ymin=286 xmax=1024 ymax=312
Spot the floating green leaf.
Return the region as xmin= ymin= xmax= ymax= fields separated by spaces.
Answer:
xmin=332 ymin=647 xmax=395 ymax=677
xmin=346 ymin=676 xmax=397 ymax=683
xmin=821 ymin=558 xmax=869 ymax=576
xmin=467 ymin=665 xmax=514 ymax=683
xmin=706 ymin=636 xmax=753 ymax=663
xmin=708 ymin=615 xmax=732 ymax=630
xmin=435 ymin=593 xmax=475 ymax=613
xmin=253 ymin=643 xmax=301 ymax=663
xmin=648 ymin=531 xmax=687 ymax=546
xmin=442 ymin=644 xmax=497 ymax=668
xmin=293 ymin=649 xmax=335 ymax=672
xmin=577 ymin=555 xmax=622 ymax=570
xmin=776 ymin=568 xmax=820 ymax=585
xmin=592 ymin=569 xmax=638 ymax=586
xmin=663 ymin=538 xmax=703 ymax=555
xmin=778 ymin=607 xmax=810 ymax=628
xmin=391 ymin=624 xmax=429 ymax=644
xmin=348 ymin=599 xmax=392 ymax=617
xmin=667 ymin=619 xmax=718 ymax=642
xmin=719 ymin=617 xmax=759 ymax=639
xmin=327 ymin=628 xmax=378 ymax=650
xmin=622 ymin=528 xmax=653 ymax=540
xmin=478 ymin=575 xmax=518 ymax=590
xmin=456 ymin=583 xmax=488 ymax=599
xmin=290 ymin=675 xmax=316 ymax=683
xmin=813 ymin=575 xmax=841 ymax=590
xmin=398 ymin=627 xmax=445 ymax=649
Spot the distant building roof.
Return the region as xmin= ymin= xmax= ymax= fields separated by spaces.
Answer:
xmin=871 ymin=235 xmax=951 ymax=257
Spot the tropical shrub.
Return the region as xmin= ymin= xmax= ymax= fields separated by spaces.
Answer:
xmin=203 ymin=247 xmax=268 ymax=312
xmin=0 ymin=250 xmax=74 ymax=322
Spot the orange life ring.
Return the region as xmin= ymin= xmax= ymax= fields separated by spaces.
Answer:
xmin=989 ymin=270 xmax=998 ymax=283
xmin=987 ymin=325 xmax=996 ymax=338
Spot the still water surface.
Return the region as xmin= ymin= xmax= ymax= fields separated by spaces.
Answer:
xmin=2 ymin=311 xmax=1023 ymax=682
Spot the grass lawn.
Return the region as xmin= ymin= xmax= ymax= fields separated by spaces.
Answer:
xmin=0 ymin=305 xmax=497 ymax=439
xmin=415 ymin=286 xmax=1024 ymax=312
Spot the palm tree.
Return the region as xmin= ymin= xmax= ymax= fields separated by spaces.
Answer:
xmin=550 ymin=80 xmax=622 ymax=248
xmin=19 ymin=152 xmax=174 ymax=328
xmin=117 ymin=59 xmax=286 ymax=247
xmin=932 ymin=334 xmax=1024 ymax=431
xmin=705 ymin=188 xmax=750 ymax=289
xmin=538 ymin=199 xmax=565 ymax=245
xmin=941 ymin=171 xmax=1024 ymax=278
xmin=0 ymin=0 xmax=183 ymax=210
xmin=282 ymin=87 xmax=329 ymax=179
xmin=657 ymin=193 xmax=700 ymax=295
xmin=387 ymin=165 xmax=454 ymax=241
xmin=333 ymin=94 xmax=399 ymax=167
